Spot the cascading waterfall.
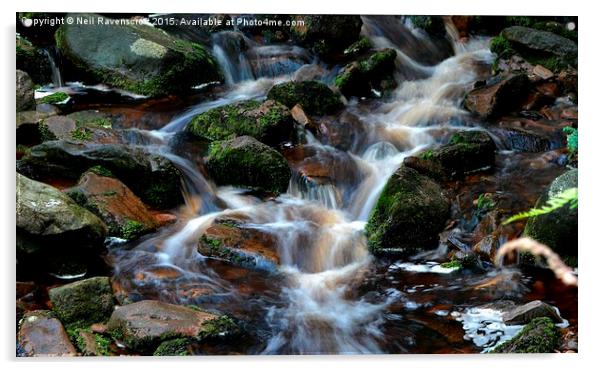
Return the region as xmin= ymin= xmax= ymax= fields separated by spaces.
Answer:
xmin=110 ymin=17 xmax=496 ymax=354
xmin=42 ymin=46 xmax=64 ymax=87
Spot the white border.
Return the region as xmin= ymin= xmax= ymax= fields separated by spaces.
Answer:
xmin=2 ymin=1 xmax=599 ymax=369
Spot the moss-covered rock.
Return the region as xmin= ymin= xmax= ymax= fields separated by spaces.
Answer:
xmin=107 ymin=300 xmax=237 ymax=352
xmin=290 ymin=15 xmax=363 ymax=58
xmin=366 ymin=166 xmax=450 ymax=255
xmin=267 ymin=81 xmax=343 ymax=115
xmin=17 ymin=140 xmax=183 ymax=208
xmin=16 ymin=35 xmax=52 ymax=85
xmin=492 ymin=317 xmax=560 ymax=353
xmin=48 ymin=276 xmax=114 ymax=327
xmin=186 ymin=99 xmax=294 ymax=147
xmin=206 ymin=136 xmax=291 ymax=195
xmin=153 ymin=338 xmax=192 ymax=356
xmin=343 ymin=36 xmax=372 ymax=57
xmin=408 ymin=16 xmax=447 ymax=37
xmin=55 ymin=13 xmax=222 ymax=97
xmin=524 ymin=169 xmax=578 ymax=260
xmin=335 ymin=48 xmax=397 ymax=97
xmin=16 ymin=70 xmax=35 ymax=112
xmin=65 ymin=170 xmax=159 ymax=240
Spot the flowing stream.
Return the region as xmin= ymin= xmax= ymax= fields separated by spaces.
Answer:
xmin=101 ymin=17 xmax=576 ymax=354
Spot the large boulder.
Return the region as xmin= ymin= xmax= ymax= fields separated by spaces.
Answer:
xmin=55 ymin=13 xmax=222 ymax=97
xmin=48 ymin=276 xmax=114 ymax=327
xmin=335 ymin=48 xmax=398 ymax=97
xmin=65 ymin=169 xmax=159 ymax=240
xmin=366 ymin=166 xmax=450 ymax=255
xmin=206 ymin=136 xmax=291 ymax=195
xmin=492 ymin=317 xmax=560 ymax=353
xmin=107 ymin=300 xmax=237 ymax=351
xmin=16 ymin=70 xmax=35 ymax=112
xmin=464 ymin=74 xmax=530 ymax=118
xmin=17 ymin=141 xmax=183 ymax=208
xmin=198 ymin=216 xmax=279 ymax=271
xmin=404 ymin=130 xmax=496 ymax=180
xmin=290 ymin=15 xmax=363 ymax=58
xmin=267 ymin=81 xmax=343 ymax=115
xmin=502 ymin=26 xmax=577 ymax=60
xmin=186 ymin=99 xmax=294 ymax=147
xmin=16 ymin=173 xmax=107 ymax=256
xmin=17 ymin=310 xmax=77 ymax=357
xmin=524 ymin=169 xmax=578 ymax=259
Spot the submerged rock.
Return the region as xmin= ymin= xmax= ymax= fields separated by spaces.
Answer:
xmin=56 ymin=13 xmax=221 ymax=97
xmin=464 ymin=74 xmax=530 ymax=118
xmin=48 ymin=276 xmax=114 ymax=327
xmin=366 ymin=166 xmax=450 ymax=255
xmin=206 ymin=136 xmax=291 ymax=195
xmin=17 ymin=310 xmax=77 ymax=357
xmin=65 ymin=170 xmax=158 ymax=240
xmin=267 ymin=81 xmax=343 ymax=116
xmin=290 ymin=15 xmax=363 ymax=58
xmin=186 ymin=99 xmax=294 ymax=147
xmin=16 ymin=173 xmax=107 ymax=256
xmin=524 ymin=169 xmax=578 ymax=260
xmin=107 ymin=300 xmax=237 ymax=351
xmin=492 ymin=317 xmax=560 ymax=353
xmin=17 ymin=141 xmax=183 ymax=208
xmin=335 ymin=48 xmax=398 ymax=97
xmin=198 ymin=216 xmax=279 ymax=271
xmin=16 ymin=70 xmax=35 ymax=112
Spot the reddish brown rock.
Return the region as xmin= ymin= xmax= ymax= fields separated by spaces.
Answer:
xmin=464 ymin=74 xmax=530 ymax=118
xmin=18 ymin=310 xmax=77 ymax=357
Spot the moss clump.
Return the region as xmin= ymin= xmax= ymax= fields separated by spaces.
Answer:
xmin=187 ymin=100 xmax=293 ymax=146
xmin=490 ymin=34 xmax=514 ymax=56
xmin=120 ymin=219 xmax=145 ymax=241
xmin=267 ymin=81 xmax=343 ymax=115
xmin=37 ymin=122 xmax=56 ymax=141
xmin=71 ymin=127 xmax=92 ymax=141
xmin=153 ymin=338 xmax=191 ymax=356
xmin=476 ymin=193 xmax=495 ymax=213
xmin=206 ymin=136 xmax=291 ymax=195
xmin=88 ymin=165 xmax=114 ymax=178
xmin=563 ymin=126 xmax=578 ymax=156
xmin=492 ymin=317 xmax=560 ymax=353
xmin=38 ymin=92 xmax=70 ymax=105
xmin=71 ymin=328 xmax=111 ymax=356
xmin=440 ymin=260 xmax=462 ymax=269
xmin=420 ymin=149 xmax=435 ymax=160
xmin=344 ymin=36 xmax=372 ymax=56
xmin=335 ymin=49 xmax=397 ymax=97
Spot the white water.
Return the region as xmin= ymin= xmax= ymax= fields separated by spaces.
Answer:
xmin=114 ymin=20 xmax=495 ymax=354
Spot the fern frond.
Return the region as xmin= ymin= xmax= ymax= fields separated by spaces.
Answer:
xmin=503 ymin=187 xmax=578 ymax=225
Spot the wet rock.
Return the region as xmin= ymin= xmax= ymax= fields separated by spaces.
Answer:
xmin=314 ymin=111 xmax=369 ymax=151
xmin=76 ymin=330 xmax=110 ymax=356
xmin=407 ymin=16 xmax=447 ymax=37
xmin=16 ymin=173 xmax=107 ymax=257
xmin=198 ymin=216 xmax=279 ymax=271
xmin=38 ymin=116 xmax=77 ymax=141
xmin=533 ymin=65 xmax=554 ymax=80
xmin=405 ymin=130 xmax=496 ymax=179
xmin=558 ymin=69 xmax=578 ymax=96
xmin=247 ymin=45 xmax=311 ymax=78
xmin=153 ymin=338 xmax=192 ymax=356
xmin=206 ymin=136 xmax=291 ymax=195
xmin=17 ymin=141 xmax=183 ymax=208
xmin=502 ymin=26 xmax=577 ymax=60
xmin=464 ymin=74 xmax=530 ymax=119
xmin=524 ymin=169 xmax=578 ymax=260
xmin=335 ymin=48 xmax=398 ymax=97
xmin=186 ymin=99 xmax=294 ymax=147
xmin=56 ymin=13 xmax=221 ymax=97
xmin=17 ymin=310 xmax=77 ymax=357
xmin=502 ymin=300 xmax=564 ymax=325
xmin=49 ymin=276 xmax=114 ymax=327
xmin=290 ymin=104 xmax=316 ymax=132
xmin=65 ymin=170 xmax=158 ymax=240
xmin=16 ymin=36 xmax=52 ymax=84
xmin=366 ymin=165 xmax=450 ymax=255
xmin=492 ymin=317 xmax=560 ymax=353
xmin=267 ymin=81 xmax=343 ymax=116
xmin=107 ymin=300 xmax=236 ymax=350
xmin=16 ymin=70 xmax=35 ymax=112
xmin=290 ymin=15 xmax=363 ymax=58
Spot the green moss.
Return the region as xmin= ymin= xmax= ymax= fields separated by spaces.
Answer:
xmin=408 ymin=16 xmax=446 ymax=36
xmin=476 ymin=193 xmax=495 ymax=213
xmin=120 ymin=219 xmax=145 ymax=240
xmin=38 ymin=122 xmax=56 ymax=141
xmin=359 ymin=49 xmax=397 ymax=75
xmin=344 ymin=36 xmax=372 ymax=56
xmin=563 ymin=126 xmax=578 ymax=156
xmin=153 ymin=338 xmax=191 ymax=356
xmin=420 ymin=149 xmax=435 ymax=160
xmin=492 ymin=317 xmax=560 ymax=353
xmin=267 ymin=81 xmax=343 ymax=115
xmin=196 ymin=315 xmax=239 ymax=340
xmin=72 ymin=328 xmax=111 ymax=356
xmin=38 ymin=92 xmax=70 ymax=104
xmin=71 ymin=127 xmax=92 ymax=141
xmin=440 ymin=260 xmax=462 ymax=269
xmin=490 ymin=34 xmax=514 ymax=56
xmin=88 ymin=165 xmax=114 ymax=178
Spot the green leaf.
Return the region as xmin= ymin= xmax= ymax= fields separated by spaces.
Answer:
xmin=503 ymin=187 xmax=578 ymax=225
